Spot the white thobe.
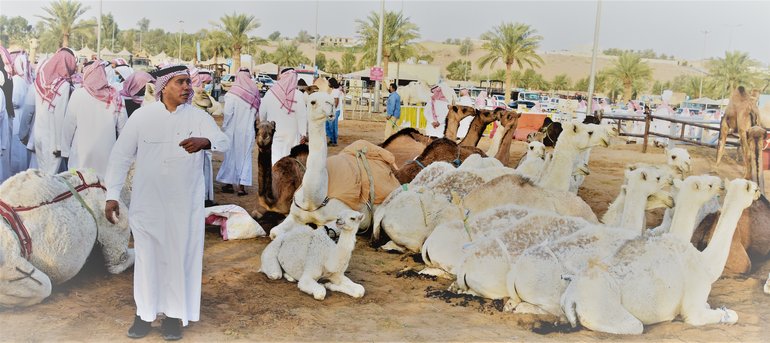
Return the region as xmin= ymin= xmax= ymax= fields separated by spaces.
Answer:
xmin=10 ymin=76 xmax=31 ymax=174
xmin=424 ymin=99 xmax=450 ymax=138
xmin=105 ymin=101 xmax=229 ymax=326
xmin=60 ymin=88 xmax=128 ymax=178
xmin=34 ymin=83 xmax=71 ymax=174
xmin=456 ymin=96 xmax=474 ymax=139
xmin=0 ymin=92 xmax=10 ymax=183
xmin=258 ymin=89 xmax=307 ymax=165
xmin=216 ymin=93 xmax=256 ymax=186
xmin=20 ymin=89 xmax=36 ymax=169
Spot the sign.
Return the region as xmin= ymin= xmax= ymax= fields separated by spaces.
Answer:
xmin=369 ymin=66 xmax=383 ymax=81
xmin=226 ymin=58 xmax=233 ymax=67
xmin=196 ymin=41 xmax=201 ymax=62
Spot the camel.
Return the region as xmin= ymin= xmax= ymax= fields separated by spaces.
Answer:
xmin=380 ymin=128 xmax=434 ymax=167
xmin=560 ymin=179 xmax=759 ymax=335
xmin=716 ymin=86 xmax=764 ymax=174
xmin=392 ymin=138 xmax=486 ymax=185
xmin=459 ymin=108 xmax=501 ymax=147
xmin=568 ymin=123 xmax=619 ymax=193
xmin=259 ymin=210 xmax=365 ymax=300
xmin=506 ymin=173 xmax=718 ymax=318
xmin=396 ymin=81 xmax=431 ymax=106
xmin=514 ymin=141 xmax=547 ymax=180
xmin=444 ymin=105 xmax=480 ymax=141
xmin=529 ymin=116 xmax=563 ymax=147
xmin=0 ymin=169 xmax=133 ymax=307
xmin=485 ymin=110 xmax=522 ymax=166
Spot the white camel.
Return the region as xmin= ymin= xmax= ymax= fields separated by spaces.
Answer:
xmin=568 ymin=124 xmax=619 ymax=193
xmin=536 ymin=122 xmax=614 ymax=192
xmin=505 ymin=173 xmax=720 ymax=319
xmin=0 ymin=169 xmax=133 ymax=307
xmin=514 ymin=141 xmax=546 ymax=180
xmin=259 ymin=210 xmax=365 ymax=300
xmin=560 ymin=178 xmax=759 ymax=335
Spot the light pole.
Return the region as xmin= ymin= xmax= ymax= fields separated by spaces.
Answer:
xmin=373 ymin=0 xmax=385 ymax=112
xmin=96 ymin=0 xmax=102 ymax=58
xmin=313 ymin=0 xmax=319 ymax=74
xmin=726 ymin=24 xmax=742 ymax=51
xmin=586 ymin=0 xmax=602 ymax=116
xmin=178 ymin=20 xmax=184 ymax=63
xmin=698 ymin=30 xmax=709 ymax=99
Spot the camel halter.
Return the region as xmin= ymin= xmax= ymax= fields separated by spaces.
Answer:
xmin=0 ymin=170 xmax=104 ymax=260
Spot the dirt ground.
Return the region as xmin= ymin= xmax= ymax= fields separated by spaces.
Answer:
xmin=3 ymin=119 xmax=770 ymax=342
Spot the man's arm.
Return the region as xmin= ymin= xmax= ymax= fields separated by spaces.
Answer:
xmin=59 ymin=96 xmax=78 ymax=158
xmin=104 ymin=110 xmax=140 ymax=224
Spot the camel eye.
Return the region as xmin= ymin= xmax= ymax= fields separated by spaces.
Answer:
xmin=671 ymin=155 xmax=677 ymax=160
xmin=529 ymin=146 xmax=534 ymax=150
xmin=588 ymin=131 xmax=594 ymax=136
xmin=310 ymin=100 xmax=317 ymax=105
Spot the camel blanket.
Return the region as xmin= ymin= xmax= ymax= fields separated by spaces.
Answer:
xmin=327 ymin=140 xmax=400 ymax=209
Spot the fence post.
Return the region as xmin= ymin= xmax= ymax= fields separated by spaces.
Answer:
xmin=643 ymin=112 xmax=651 ymax=153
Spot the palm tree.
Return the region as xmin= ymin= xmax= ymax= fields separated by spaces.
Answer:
xmin=272 ymin=42 xmax=308 ymax=68
xmin=606 ymin=52 xmax=652 ymax=102
xmin=341 ymin=50 xmax=356 ymax=73
xmin=708 ymin=51 xmax=760 ymax=95
xmin=356 ymin=10 xmax=420 ymax=84
xmin=203 ymin=30 xmax=229 ymax=69
xmin=37 ymin=0 xmax=92 ymax=48
xmin=214 ymin=12 xmax=260 ymax=71
xmin=477 ymin=22 xmax=544 ymax=103
xmin=325 ymin=59 xmax=341 ymax=75
xmin=550 ymin=74 xmax=571 ymax=91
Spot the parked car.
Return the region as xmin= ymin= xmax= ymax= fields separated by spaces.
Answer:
xmin=219 ymin=74 xmax=235 ymax=94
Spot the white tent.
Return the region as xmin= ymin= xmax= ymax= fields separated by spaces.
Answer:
xmin=75 ymin=46 xmax=96 ymax=59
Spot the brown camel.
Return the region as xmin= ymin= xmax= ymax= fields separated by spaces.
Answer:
xmin=491 ymin=110 xmax=522 ymax=166
xmin=393 ymin=138 xmax=486 ymax=184
xmin=251 ymin=121 xmax=309 ymax=220
xmin=692 ymin=126 xmax=770 ymax=275
xmin=444 ymin=104 xmax=479 ymax=141
xmin=380 ymin=128 xmax=434 ymax=167
xmin=716 ymin=86 xmax=763 ymax=174
xmin=459 ymin=108 xmax=501 ymax=147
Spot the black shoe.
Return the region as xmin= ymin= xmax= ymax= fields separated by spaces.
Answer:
xmin=204 ymin=200 xmax=218 ymax=207
xmin=221 ymin=184 xmax=235 ymax=193
xmin=127 ymin=315 xmax=152 ymax=339
xmin=161 ymin=317 xmax=183 ymax=341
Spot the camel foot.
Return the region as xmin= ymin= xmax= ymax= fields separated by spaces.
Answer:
xmin=419 ymin=267 xmax=454 ymax=279
xmin=379 ymin=241 xmax=406 ymax=253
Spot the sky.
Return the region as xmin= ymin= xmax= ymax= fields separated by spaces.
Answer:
xmin=2 ymin=0 xmax=769 ymax=64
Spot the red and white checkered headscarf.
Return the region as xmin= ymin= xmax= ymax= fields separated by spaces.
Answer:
xmin=34 ymin=47 xmax=77 ymax=111
xmin=229 ymin=68 xmax=261 ymax=110
xmin=153 ymin=65 xmax=193 ymax=105
xmin=83 ymin=60 xmax=124 ymax=116
xmin=270 ymin=69 xmax=298 ymax=114
xmin=119 ymin=71 xmax=154 ymax=105
xmin=9 ymin=50 xmax=33 ymax=84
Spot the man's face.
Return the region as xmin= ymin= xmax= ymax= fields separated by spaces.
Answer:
xmin=162 ymin=74 xmax=191 ymax=106
xmin=388 ymin=86 xmax=394 ymax=93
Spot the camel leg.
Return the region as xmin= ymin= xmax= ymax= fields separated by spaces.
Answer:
xmin=740 ymin=130 xmax=752 ymax=178
xmin=0 ymin=258 xmax=53 ymax=307
xmin=298 ymin=270 xmax=326 ymax=300
xmin=681 ymin=285 xmax=738 ymax=326
xmin=560 ymin=272 xmax=643 ymax=335
xmin=716 ymin=117 xmax=730 ymax=166
xmin=270 ymin=215 xmax=301 ymax=240
xmin=503 ymin=268 xmax=523 ymax=312
xmin=258 ymin=238 xmax=283 ymax=280
xmin=324 ymin=274 xmax=365 ymax=298
xmin=96 ymin=202 xmax=135 ymax=274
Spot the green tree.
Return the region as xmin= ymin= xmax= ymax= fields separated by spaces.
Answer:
xmin=356 ymin=10 xmax=420 ymax=84
xmin=137 ymin=18 xmax=150 ymax=32
xmin=255 ymin=49 xmax=271 ymax=64
xmin=215 ymin=12 xmax=260 ymax=71
xmin=296 ymin=30 xmax=312 ymax=43
xmin=574 ymin=77 xmax=589 ymax=91
xmin=268 ymin=31 xmax=281 ymax=41
xmin=315 ymin=52 xmax=327 ymax=70
xmin=446 ymin=60 xmax=472 ymax=81
xmin=708 ymin=51 xmax=760 ymax=95
xmin=550 ymin=74 xmax=571 ymax=91
xmin=477 ymin=22 xmax=544 ymax=103
xmin=325 ymin=59 xmax=341 ymax=74
xmin=37 ymin=0 xmax=92 ymax=48
xmin=203 ymin=30 xmax=229 ymax=65
xmin=272 ymin=42 xmax=308 ymax=68
xmin=606 ymin=52 xmax=652 ymax=102
xmin=341 ymin=50 xmax=356 ymax=73
xmin=459 ymin=37 xmax=473 ymax=57
xmin=416 ymin=54 xmax=434 ymax=63
xmin=521 ymin=69 xmax=547 ymax=90
xmin=0 ymin=16 xmax=35 ymax=47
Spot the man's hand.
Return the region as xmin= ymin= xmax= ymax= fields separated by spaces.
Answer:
xmin=53 ymin=150 xmax=61 ymax=157
xmin=105 ymin=200 xmax=120 ymax=224
xmin=179 ymin=137 xmax=211 ymax=153
xmin=431 ymin=121 xmax=440 ymax=128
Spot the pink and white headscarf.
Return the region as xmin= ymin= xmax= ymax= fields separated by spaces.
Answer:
xmin=475 ymin=91 xmax=488 ymax=109
xmin=9 ymin=50 xmax=33 ymax=84
xmin=430 ymin=85 xmax=447 ymax=121
xmin=111 ymin=58 xmax=127 ymax=66
xmin=34 ymin=47 xmax=77 ymax=111
xmin=119 ymin=71 xmax=154 ymax=105
xmin=153 ymin=65 xmax=193 ymax=105
xmin=190 ymin=68 xmax=213 ymax=88
xmin=229 ymin=68 xmax=261 ymax=110
xmin=0 ymin=46 xmax=13 ymax=78
xmin=83 ymin=61 xmax=123 ymax=115
xmin=270 ymin=69 xmax=298 ymax=114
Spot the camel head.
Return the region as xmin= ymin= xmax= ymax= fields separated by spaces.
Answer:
xmin=498 ymin=110 xmax=521 ymax=129
xmin=336 ymin=210 xmax=364 ymax=233
xmin=143 ymin=82 xmax=156 ymax=105
xmin=256 ymin=121 xmax=276 ymax=148
xmin=446 ymin=104 xmax=477 ymax=121
xmin=623 ymin=166 xmax=674 ymax=209
xmin=558 ymin=122 xmax=600 ymax=150
xmin=526 ymin=141 xmax=546 ymax=160
xmin=665 ymin=147 xmax=692 ymax=176
xmin=723 ymin=178 xmax=761 ymax=210
xmin=307 ymin=91 xmax=335 ymax=123
xmin=476 ymin=108 xmax=499 ymax=125
xmin=0 ymin=243 xmax=53 ymax=307
xmin=673 ymin=175 xmax=725 ymax=206
xmin=313 ymin=77 xmax=331 ymax=94
xmin=192 ymin=87 xmax=213 ymax=109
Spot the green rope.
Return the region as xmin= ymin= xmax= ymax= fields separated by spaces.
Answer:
xmin=59 ymin=171 xmax=100 ymax=247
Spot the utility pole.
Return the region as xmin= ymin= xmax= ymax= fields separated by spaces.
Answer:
xmin=586 ymin=0 xmax=602 ymax=117
xmin=698 ymin=30 xmax=709 ymax=98
xmin=313 ymin=0 xmax=319 ymax=74
xmin=373 ymin=0 xmax=384 ymax=112
xmin=96 ymin=0 xmax=102 ymax=59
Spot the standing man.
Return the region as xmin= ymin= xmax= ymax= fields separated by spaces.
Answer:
xmin=119 ymin=71 xmax=155 ymax=117
xmin=258 ymin=68 xmax=307 ymax=165
xmin=384 ymin=83 xmax=400 ymax=140
xmin=60 ymin=61 xmax=128 ymax=178
xmin=217 ymin=68 xmax=259 ymax=196
xmin=424 ymin=85 xmax=449 ymax=138
xmin=9 ymin=50 xmax=34 ymax=174
xmin=33 ymin=47 xmax=77 ymax=174
xmin=103 ymin=65 xmax=229 ymax=340
xmin=326 ymin=77 xmax=342 ymax=146
xmin=0 ymin=46 xmax=15 ymax=182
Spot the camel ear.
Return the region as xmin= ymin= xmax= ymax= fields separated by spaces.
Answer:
xmin=692 ymin=180 xmax=701 ymax=191
xmin=641 ymin=171 xmax=647 ymax=181
xmin=269 ymin=121 xmax=276 ymax=129
xmin=451 ymin=105 xmax=458 ymax=112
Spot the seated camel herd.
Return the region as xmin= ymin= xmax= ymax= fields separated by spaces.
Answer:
xmin=2 ymin=88 xmax=770 ymax=336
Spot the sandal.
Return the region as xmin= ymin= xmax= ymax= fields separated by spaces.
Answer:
xmin=221 ymin=184 xmax=235 ymax=193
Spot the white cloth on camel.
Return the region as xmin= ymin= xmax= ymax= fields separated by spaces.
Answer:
xmin=60 ymin=87 xmax=128 ymax=178
xmin=258 ymin=89 xmax=307 ymax=165
xmin=0 ymin=92 xmax=10 ymax=183
xmin=34 ymin=82 xmax=70 ymax=174
xmin=10 ymin=75 xmax=31 ymax=174
xmin=104 ymin=101 xmax=229 ymax=326
xmin=216 ymin=92 xmax=256 ymax=186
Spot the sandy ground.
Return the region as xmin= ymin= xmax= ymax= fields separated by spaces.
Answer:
xmin=3 ymin=119 xmax=770 ymax=342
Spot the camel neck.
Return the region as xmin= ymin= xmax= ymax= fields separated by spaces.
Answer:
xmin=619 ymin=186 xmax=649 ymax=232
xmin=668 ymin=192 xmax=712 ymax=242
xmin=702 ymin=194 xmax=748 ymax=282
xmin=602 ymin=189 xmax=626 ymax=226
xmin=444 ymin=113 xmax=460 ymax=141
xmin=494 ymin=122 xmax=517 ymax=165
xmin=328 ymin=230 xmax=356 ymax=270
xmin=537 ymin=148 xmax=576 ymax=192
xmin=257 ymin=145 xmax=274 ymax=200
xmin=459 ymin=117 xmax=487 ymax=147
xmin=485 ymin=125 xmax=506 ymax=157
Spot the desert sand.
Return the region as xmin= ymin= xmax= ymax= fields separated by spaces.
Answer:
xmin=1 ymin=119 xmax=769 ymax=342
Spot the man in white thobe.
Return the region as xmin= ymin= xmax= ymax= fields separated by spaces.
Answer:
xmin=0 ymin=91 xmax=10 ymax=182
xmin=33 ymin=48 xmax=77 ymax=174
xmin=216 ymin=68 xmax=259 ymax=195
xmin=61 ymin=61 xmax=128 ymax=178
xmin=456 ymin=87 xmax=474 ymax=140
xmin=258 ymin=68 xmax=307 ymax=165
xmin=9 ymin=51 xmax=33 ymax=174
xmin=424 ymin=85 xmax=450 ymax=138
xmin=104 ymin=65 xmax=229 ymax=340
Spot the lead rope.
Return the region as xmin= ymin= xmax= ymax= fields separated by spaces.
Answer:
xmin=59 ymin=171 xmax=100 ymax=250
xmin=355 ymin=147 xmax=376 ymax=234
